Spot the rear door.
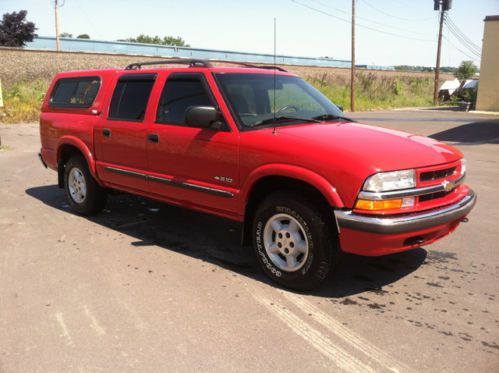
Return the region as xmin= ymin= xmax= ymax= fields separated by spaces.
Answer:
xmin=94 ymin=73 xmax=156 ymax=192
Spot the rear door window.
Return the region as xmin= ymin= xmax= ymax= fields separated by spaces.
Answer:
xmin=50 ymin=76 xmax=100 ymax=108
xmin=108 ymin=74 xmax=157 ymax=122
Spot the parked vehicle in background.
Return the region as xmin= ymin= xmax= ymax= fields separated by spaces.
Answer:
xmin=38 ymin=59 xmax=476 ymax=290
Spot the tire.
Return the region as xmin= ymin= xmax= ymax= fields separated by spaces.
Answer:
xmin=252 ymin=192 xmax=337 ymax=290
xmin=64 ymin=155 xmax=107 ymax=215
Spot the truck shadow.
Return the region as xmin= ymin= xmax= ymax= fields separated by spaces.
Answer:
xmin=26 ymin=185 xmax=427 ymax=298
xmin=430 ymin=119 xmax=499 ymax=144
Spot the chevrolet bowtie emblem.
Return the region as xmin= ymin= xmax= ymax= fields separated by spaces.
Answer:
xmin=442 ymin=180 xmax=455 ymax=192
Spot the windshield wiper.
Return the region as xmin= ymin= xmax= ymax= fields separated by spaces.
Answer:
xmin=250 ymin=116 xmax=320 ymax=128
xmin=312 ymin=114 xmax=354 ymax=122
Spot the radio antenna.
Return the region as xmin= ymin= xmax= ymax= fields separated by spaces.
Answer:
xmin=273 ymin=17 xmax=277 ymax=135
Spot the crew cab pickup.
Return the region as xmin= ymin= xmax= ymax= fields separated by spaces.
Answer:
xmin=39 ymin=59 xmax=476 ymax=289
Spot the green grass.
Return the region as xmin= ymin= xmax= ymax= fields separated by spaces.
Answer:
xmin=0 ymin=80 xmax=50 ymax=124
xmin=307 ymin=72 xmax=434 ymax=111
xmin=0 ymin=73 xmax=435 ymax=123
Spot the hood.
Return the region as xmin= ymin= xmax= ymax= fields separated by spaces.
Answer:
xmin=240 ymin=121 xmax=463 ymax=207
xmin=272 ymin=121 xmax=462 ymax=171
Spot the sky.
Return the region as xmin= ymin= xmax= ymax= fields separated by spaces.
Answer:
xmin=1 ymin=0 xmax=498 ymax=67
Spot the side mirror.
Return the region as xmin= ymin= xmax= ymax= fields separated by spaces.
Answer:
xmin=185 ymin=106 xmax=222 ymax=129
xmin=337 ymin=105 xmax=344 ymax=112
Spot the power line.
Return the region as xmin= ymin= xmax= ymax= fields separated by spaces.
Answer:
xmin=444 ymin=16 xmax=482 ymax=53
xmin=307 ymin=0 xmax=434 ymax=38
xmin=292 ymin=0 xmax=480 ymax=68
xmin=359 ymin=0 xmax=434 ymax=22
xmin=290 ymin=0 xmax=434 ymax=42
xmin=445 ymin=33 xmax=481 ymax=59
xmin=444 ymin=16 xmax=481 ymax=58
xmin=445 ymin=21 xmax=481 ymax=55
xmin=445 ymin=29 xmax=481 ymax=58
xmin=446 ymin=16 xmax=481 ymax=50
xmin=443 ymin=35 xmax=480 ymax=61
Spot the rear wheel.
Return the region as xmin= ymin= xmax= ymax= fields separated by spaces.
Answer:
xmin=252 ymin=193 xmax=337 ymax=290
xmin=64 ymin=155 xmax=107 ymax=215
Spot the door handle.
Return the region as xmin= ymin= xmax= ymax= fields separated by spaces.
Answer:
xmin=148 ymin=133 xmax=159 ymax=143
xmin=102 ymin=128 xmax=111 ymax=137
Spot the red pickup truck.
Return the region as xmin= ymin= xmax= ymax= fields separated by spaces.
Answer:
xmin=39 ymin=59 xmax=476 ymax=289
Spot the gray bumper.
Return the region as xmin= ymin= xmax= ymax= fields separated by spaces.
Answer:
xmin=38 ymin=152 xmax=47 ymax=168
xmin=335 ymin=190 xmax=476 ymax=234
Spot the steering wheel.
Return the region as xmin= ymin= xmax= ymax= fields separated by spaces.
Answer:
xmin=276 ymin=105 xmax=299 ymax=114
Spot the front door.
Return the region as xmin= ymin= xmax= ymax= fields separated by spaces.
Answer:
xmin=94 ymin=73 xmax=157 ymax=193
xmin=146 ymin=72 xmax=239 ymax=217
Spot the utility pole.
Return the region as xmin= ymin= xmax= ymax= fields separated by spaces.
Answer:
xmin=351 ymin=0 xmax=355 ymax=112
xmin=54 ymin=0 xmax=64 ymax=52
xmin=433 ymin=0 xmax=452 ymax=105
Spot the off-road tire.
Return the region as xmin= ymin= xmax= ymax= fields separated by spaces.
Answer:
xmin=64 ymin=155 xmax=107 ymax=215
xmin=252 ymin=192 xmax=338 ymax=290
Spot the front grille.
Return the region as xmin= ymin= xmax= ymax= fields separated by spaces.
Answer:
xmin=419 ymin=191 xmax=450 ymax=202
xmin=420 ymin=167 xmax=456 ymax=182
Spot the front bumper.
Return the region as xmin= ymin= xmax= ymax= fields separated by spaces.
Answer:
xmin=336 ymin=190 xmax=476 ymax=234
xmin=335 ymin=190 xmax=476 ymax=256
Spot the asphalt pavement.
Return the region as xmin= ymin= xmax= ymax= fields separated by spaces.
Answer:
xmin=0 ymin=109 xmax=498 ymax=372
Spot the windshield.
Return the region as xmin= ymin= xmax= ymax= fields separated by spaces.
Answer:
xmin=214 ymin=73 xmax=345 ymax=129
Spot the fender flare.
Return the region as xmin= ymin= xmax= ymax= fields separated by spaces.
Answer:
xmin=239 ymin=163 xmax=344 ymax=210
xmin=56 ymin=136 xmax=98 ymax=179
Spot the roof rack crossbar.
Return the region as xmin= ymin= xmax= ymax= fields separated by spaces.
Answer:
xmin=125 ymin=59 xmax=213 ymax=70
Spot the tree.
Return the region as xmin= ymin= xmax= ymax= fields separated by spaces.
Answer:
xmin=60 ymin=32 xmax=72 ymax=38
xmin=161 ymin=36 xmax=189 ymax=47
xmin=454 ymin=61 xmax=477 ymax=81
xmin=0 ymin=10 xmax=37 ymax=47
xmin=77 ymin=34 xmax=90 ymax=39
xmin=125 ymin=34 xmax=190 ymax=47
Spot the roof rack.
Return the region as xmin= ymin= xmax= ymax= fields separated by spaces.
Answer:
xmin=219 ymin=61 xmax=288 ymax=72
xmin=124 ymin=59 xmax=288 ymax=72
xmin=125 ymin=59 xmax=213 ymax=70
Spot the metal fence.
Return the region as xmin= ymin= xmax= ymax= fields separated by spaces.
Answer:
xmin=26 ymin=37 xmax=394 ymax=70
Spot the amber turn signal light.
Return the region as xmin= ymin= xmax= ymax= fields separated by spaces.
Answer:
xmin=355 ymin=196 xmax=415 ymax=211
xmin=355 ymin=199 xmax=403 ymax=210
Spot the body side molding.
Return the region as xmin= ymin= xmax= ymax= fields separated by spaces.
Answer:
xmin=104 ymin=166 xmax=235 ymax=198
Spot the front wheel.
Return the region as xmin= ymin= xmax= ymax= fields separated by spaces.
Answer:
xmin=64 ymin=155 xmax=107 ymax=215
xmin=252 ymin=193 xmax=337 ymax=290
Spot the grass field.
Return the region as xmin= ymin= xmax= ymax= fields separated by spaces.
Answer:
xmin=0 ymin=48 xmax=447 ymax=123
xmin=1 ymin=80 xmax=49 ymax=123
xmin=307 ymin=71 xmax=434 ymax=111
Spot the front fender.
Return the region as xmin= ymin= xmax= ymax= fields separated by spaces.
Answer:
xmin=240 ymin=163 xmax=344 ymax=210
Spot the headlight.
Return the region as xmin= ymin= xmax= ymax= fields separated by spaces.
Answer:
xmin=460 ymin=158 xmax=466 ymax=176
xmin=363 ymin=169 xmax=416 ymax=192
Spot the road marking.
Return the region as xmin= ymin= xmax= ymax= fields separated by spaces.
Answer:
xmin=83 ymin=305 xmax=106 ymax=336
xmin=118 ymin=299 xmax=147 ymax=331
xmin=254 ymin=295 xmax=375 ymax=373
xmin=54 ymin=312 xmax=74 ymax=346
xmin=283 ymin=292 xmax=415 ymax=373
